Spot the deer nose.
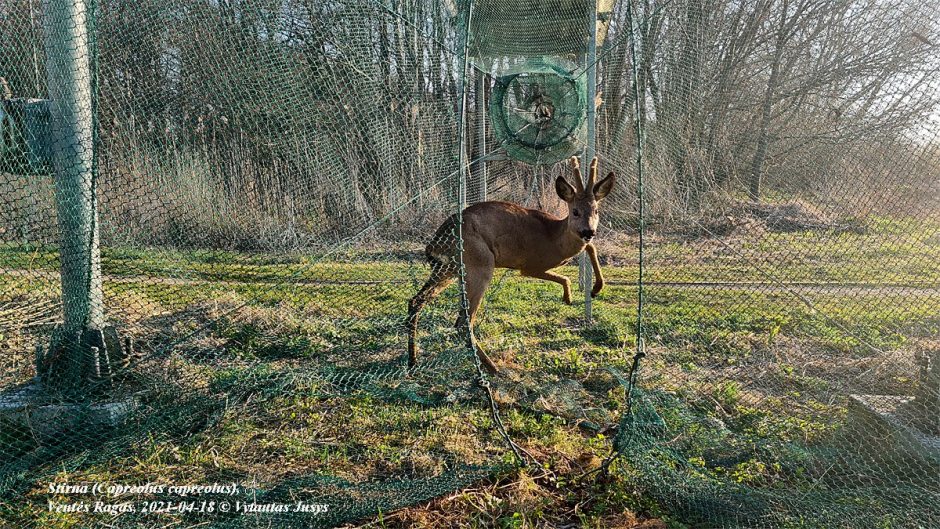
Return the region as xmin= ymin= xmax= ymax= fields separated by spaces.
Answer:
xmin=579 ymin=229 xmax=595 ymax=240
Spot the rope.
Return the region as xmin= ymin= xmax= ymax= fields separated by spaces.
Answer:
xmin=601 ymin=0 xmax=647 ymax=475
xmin=453 ymin=0 xmax=527 ymax=467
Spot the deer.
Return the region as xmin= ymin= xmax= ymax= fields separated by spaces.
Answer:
xmin=407 ymin=156 xmax=615 ymax=373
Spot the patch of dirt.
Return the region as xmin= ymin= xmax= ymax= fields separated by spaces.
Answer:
xmin=741 ymin=200 xmax=867 ymax=234
xmin=342 ymin=460 xmax=666 ymax=529
xmin=696 ymin=213 xmax=768 ymax=238
xmin=663 ymin=200 xmax=869 ymax=240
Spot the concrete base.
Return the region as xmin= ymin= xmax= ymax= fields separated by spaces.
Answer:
xmin=0 ymin=380 xmax=139 ymax=440
xmin=848 ymin=394 xmax=940 ymax=466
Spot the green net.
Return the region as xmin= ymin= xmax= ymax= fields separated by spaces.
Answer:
xmin=489 ymin=57 xmax=587 ymax=165
xmin=1 ymin=0 xmax=939 ymax=527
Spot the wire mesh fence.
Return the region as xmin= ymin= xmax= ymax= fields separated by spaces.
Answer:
xmin=1 ymin=0 xmax=938 ymax=527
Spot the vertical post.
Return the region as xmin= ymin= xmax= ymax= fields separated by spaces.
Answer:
xmin=44 ymin=0 xmax=103 ymax=335
xmin=455 ymin=0 xmax=473 ymax=326
xmin=914 ymin=350 xmax=939 ymax=434
xmin=38 ymin=0 xmax=130 ymax=396
xmin=456 ymin=0 xmax=472 ymax=213
xmin=454 ymin=1 xmax=522 ymax=461
xmin=580 ymin=0 xmax=598 ymax=322
xmin=471 ymin=72 xmax=488 ymax=203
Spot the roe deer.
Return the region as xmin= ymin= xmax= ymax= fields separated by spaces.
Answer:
xmin=407 ymin=156 xmax=615 ymax=373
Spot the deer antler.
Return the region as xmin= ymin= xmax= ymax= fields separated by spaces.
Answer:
xmin=587 ymin=157 xmax=598 ymax=191
xmin=570 ymin=156 xmax=585 ymax=193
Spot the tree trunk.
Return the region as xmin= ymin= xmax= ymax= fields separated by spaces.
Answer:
xmin=749 ymin=2 xmax=788 ymax=202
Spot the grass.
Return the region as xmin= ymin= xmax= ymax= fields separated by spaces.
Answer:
xmin=0 ymin=219 xmax=938 ymax=528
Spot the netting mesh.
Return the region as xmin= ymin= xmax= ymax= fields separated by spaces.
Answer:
xmin=2 ymin=0 xmax=938 ymax=527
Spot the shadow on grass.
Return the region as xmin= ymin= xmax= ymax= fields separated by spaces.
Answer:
xmin=206 ymin=464 xmax=504 ymax=529
xmin=0 ymin=360 xmax=505 ymax=528
xmin=0 ymin=380 xmax=236 ymax=502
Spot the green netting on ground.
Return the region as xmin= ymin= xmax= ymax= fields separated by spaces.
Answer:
xmin=2 ymin=0 xmax=939 ymax=527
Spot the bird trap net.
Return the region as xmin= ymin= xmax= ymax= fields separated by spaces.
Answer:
xmin=1 ymin=0 xmax=938 ymax=527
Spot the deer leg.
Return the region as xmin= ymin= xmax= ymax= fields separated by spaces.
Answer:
xmin=584 ymin=243 xmax=605 ymax=297
xmin=522 ymin=269 xmax=573 ymax=304
xmin=408 ymin=263 xmax=455 ymax=368
xmin=465 ymin=265 xmax=493 ymax=326
xmin=460 ymin=249 xmax=498 ymax=374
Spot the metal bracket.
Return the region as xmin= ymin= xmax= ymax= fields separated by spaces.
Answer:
xmin=36 ymin=326 xmax=134 ymax=398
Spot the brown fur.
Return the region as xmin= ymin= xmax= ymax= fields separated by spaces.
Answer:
xmin=408 ymin=157 xmax=615 ymax=373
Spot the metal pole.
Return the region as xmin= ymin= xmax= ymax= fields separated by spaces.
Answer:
xmin=455 ymin=0 xmax=472 ymax=251
xmin=471 ymin=72 xmax=488 ymax=203
xmin=456 ymin=0 xmax=472 ymax=212
xmin=44 ymin=0 xmax=103 ymax=334
xmin=454 ymin=1 xmax=524 ymax=462
xmin=580 ymin=0 xmax=598 ymax=322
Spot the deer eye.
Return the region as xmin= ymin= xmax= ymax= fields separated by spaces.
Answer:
xmin=572 ymin=210 xmax=580 ymax=217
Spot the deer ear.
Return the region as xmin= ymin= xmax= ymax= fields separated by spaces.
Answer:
xmin=593 ymin=172 xmax=615 ymax=200
xmin=555 ymin=176 xmax=577 ymax=202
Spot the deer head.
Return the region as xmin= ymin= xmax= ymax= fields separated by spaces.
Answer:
xmin=555 ymin=157 xmax=615 ymax=242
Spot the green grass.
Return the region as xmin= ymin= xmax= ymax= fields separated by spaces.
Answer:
xmin=1 ymin=222 xmax=938 ymax=528
xmin=4 ymin=217 xmax=936 ymax=287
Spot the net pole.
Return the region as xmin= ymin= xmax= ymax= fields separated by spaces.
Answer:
xmin=580 ymin=0 xmax=598 ymax=322
xmin=455 ymin=0 xmax=473 ymax=345
xmin=454 ymin=0 xmax=526 ymax=465
xmin=43 ymin=0 xmax=103 ymax=335
xmin=456 ymin=0 xmax=472 ymax=213
xmin=602 ymin=0 xmax=646 ymax=472
xmin=471 ymin=72 xmax=487 ymax=203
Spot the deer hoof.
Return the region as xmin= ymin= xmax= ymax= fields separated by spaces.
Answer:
xmin=476 ymin=348 xmax=499 ymax=375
